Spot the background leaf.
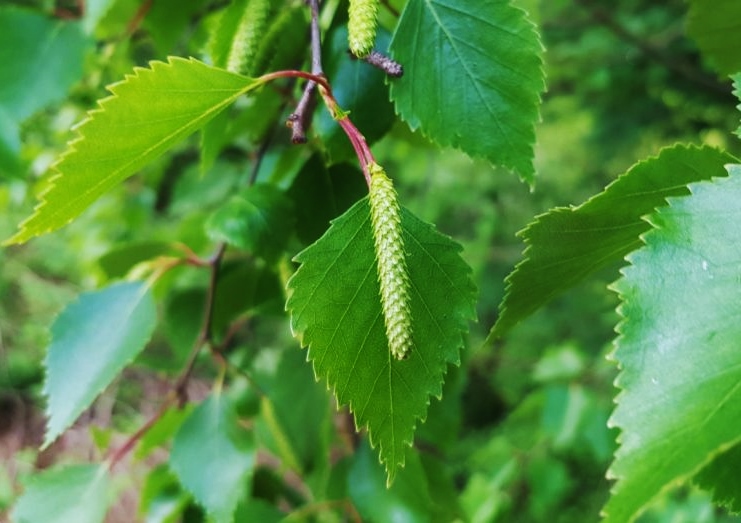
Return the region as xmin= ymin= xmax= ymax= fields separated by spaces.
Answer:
xmin=490 ymin=145 xmax=734 ymax=339
xmin=44 ymin=280 xmax=156 ymax=447
xmin=286 ymin=198 xmax=477 ymax=483
xmin=694 ymin=441 xmax=741 ymax=515
xmin=11 ymin=464 xmax=111 ymax=523
xmin=6 ymin=57 xmax=260 ymax=244
xmin=348 ymin=440 xmax=435 ymax=522
xmin=604 ymin=166 xmax=741 ymax=522
xmin=205 ymin=183 xmax=295 ymax=261
xmin=253 ymin=348 xmax=330 ymax=475
xmin=686 ymin=0 xmax=741 ymax=76
xmin=0 ymin=7 xmax=90 ymax=174
xmin=170 ymin=393 xmax=255 ymax=523
xmin=389 ymin=0 xmax=544 ymax=182
xmin=287 ymin=155 xmax=367 ymax=245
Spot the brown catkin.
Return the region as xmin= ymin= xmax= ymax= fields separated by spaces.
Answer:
xmin=368 ymin=163 xmax=413 ymax=360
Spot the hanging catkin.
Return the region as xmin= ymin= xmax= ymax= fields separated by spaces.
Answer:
xmin=368 ymin=163 xmax=413 ymax=360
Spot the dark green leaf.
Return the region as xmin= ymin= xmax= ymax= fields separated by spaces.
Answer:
xmin=44 ymin=281 xmax=156 ymax=447
xmin=687 ymin=0 xmax=741 ymax=76
xmin=170 ymin=393 xmax=255 ymax=523
xmin=694 ymin=441 xmax=741 ymax=515
xmin=389 ymin=0 xmax=544 ymax=182
xmin=288 ymin=155 xmax=367 ymax=245
xmin=205 ymin=184 xmax=295 ymax=261
xmin=12 ymin=464 xmax=111 ymax=523
xmin=286 ymin=198 xmax=476 ymax=482
xmin=604 ymin=166 xmax=741 ymax=522
xmin=491 ymin=145 xmax=734 ymax=339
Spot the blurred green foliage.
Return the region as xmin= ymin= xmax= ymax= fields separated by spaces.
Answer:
xmin=1 ymin=0 xmax=741 ymax=521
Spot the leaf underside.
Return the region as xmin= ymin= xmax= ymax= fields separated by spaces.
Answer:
xmin=44 ymin=281 xmax=156 ymax=448
xmin=490 ymin=145 xmax=734 ymax=340
xmin=389 ymin=0 xmax=544 ymax=182
xmin=286 ymin=198 xmax=476 ymax=484
xmin=6 ymin=57 xmax=259 ymax=245
xmin=603 ymin=165 xmax=741 ymax=522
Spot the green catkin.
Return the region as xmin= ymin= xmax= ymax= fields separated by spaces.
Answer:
xmin=226 ymin=0 xmax=272 ymax=75
xmin=251 ymin=6 xmax=306 ymax=76
xmin=368 ymin=163 xmax=413 ymax=360
xmin=348 ymin=0 xmax=379 ymax=58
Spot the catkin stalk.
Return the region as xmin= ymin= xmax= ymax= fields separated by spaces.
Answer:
xmin=368 ymin=163 xmax=413 ymax=360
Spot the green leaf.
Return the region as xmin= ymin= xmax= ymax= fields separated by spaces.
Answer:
xmin=253 ymin=348 xmax=330 ymax=474
xmin=0 ymin=7 xmax=91 ymax=122
xmin=205 ymin=183 xmax=295 ymax=261
xmin=11 ymin=464 xmax=112 ymax=523
xmin=686 ymin=0 xmax=741 ymax=76
xmin=6 ymin=57 xmax=261 ymax=245
xmin=287 ymin=155 xmax=367 ymax=245
xmin=348 ymin=440 xmax=434 ymax=522
xmin=490 ymin=145 xmax=734 ymax=339
xmin=170 ymin=393 xmax=255 ymax=523
xmin=389 ymin=0 xmax=544 ymax=182
xmin=286 ymin=198 xmax=477 ymax=483
xmin=604 ymin=166 xmax=741 ymax=522
xmin=694 ymin=441 xmax=741 ymax=515
xmin=44 ymin=281 xmax=156 ymax=447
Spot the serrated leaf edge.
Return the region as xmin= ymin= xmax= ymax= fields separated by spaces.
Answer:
xmin=389 ymin=0 xmax=545 ymax=182
xmin=42 ymin=281 xmax=155 ymax=448
xmin=285 ymin=200 xmax=476 ymax=484
xmin=489 ymin=144 xmax=732 ymax=341
xmin=602 ymin=166 xmax=741 ymax=522
xmin=5 ymin=57 xmax=258 ymax=245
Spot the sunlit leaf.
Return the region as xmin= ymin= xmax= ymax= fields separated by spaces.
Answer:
xmin=6 ymin=57 xmax=261 ymax=244
xmin=490 ymin=145 xmax=734 ymax=339
xmin=286 ymin=198 xmax=476 ymax=483
xmin=44 ymin=281 xmax=156 ymax=447
xmin=604 ymin=166 xmax=741 ymax=522
xmin=389 ymin=0 xmax=544 ymax=182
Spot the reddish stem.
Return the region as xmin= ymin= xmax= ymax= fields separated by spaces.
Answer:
xmin=258 ymin=70 xmax=376 ymax=186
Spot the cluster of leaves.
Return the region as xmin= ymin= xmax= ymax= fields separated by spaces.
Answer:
xmin=3 ymin=0 xmax=741 ymax=522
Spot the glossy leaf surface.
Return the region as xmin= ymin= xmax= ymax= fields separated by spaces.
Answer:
xmin=6 ymin=58 xmax=260 ymax=244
